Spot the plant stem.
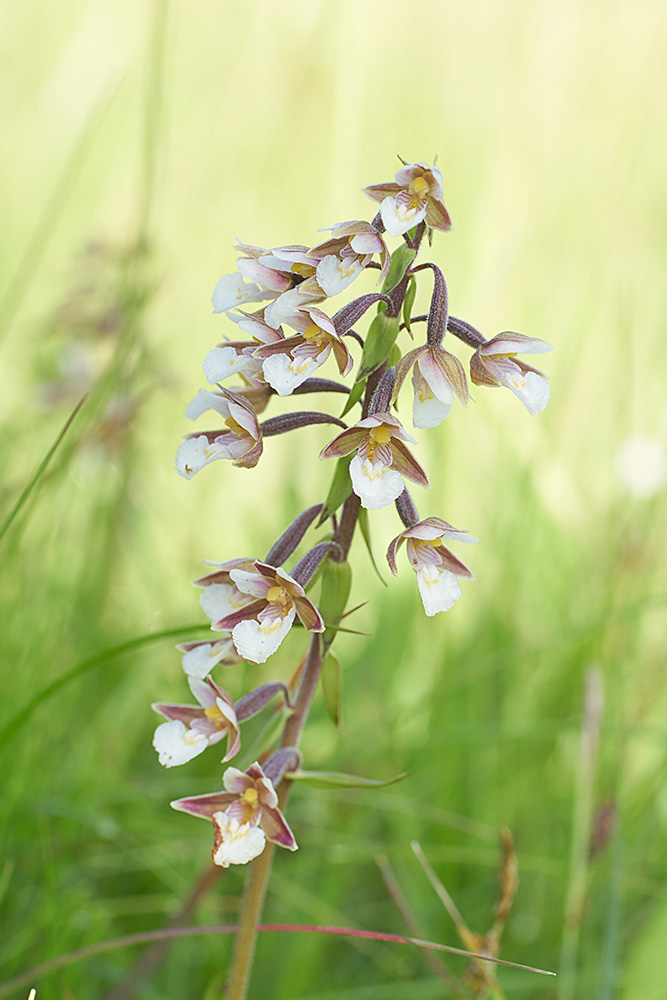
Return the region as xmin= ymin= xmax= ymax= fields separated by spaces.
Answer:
xmin=223 ymin=635 xmax=323 ymax=999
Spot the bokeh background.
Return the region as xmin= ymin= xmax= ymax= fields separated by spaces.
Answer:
xmin=1 ymin=1 xmax=666 ymax=997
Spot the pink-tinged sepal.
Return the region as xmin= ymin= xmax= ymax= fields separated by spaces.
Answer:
xmin=470 ymin=332 xmax=552 ymax=415
xmin=171 ymin=791 xmax=236 ymax=819
xmin=389 ymin=439 xmax=430 ymax=488
xmin=387 ymin=517 xmax=477 ymax=616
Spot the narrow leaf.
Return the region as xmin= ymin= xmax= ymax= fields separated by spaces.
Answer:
xmin=320 ymin=650 xmax=342 ymax=728
xmin=0 ymin=394 xmax=87 ymax=547
xmin=285 ymin=769 xmax=407 ymax=790
xmin=355 ymin=313 xmax=400 ymax=383
xmin=340 ymin=378 xmax=365 ymax=419
xmin=403 ymin=274 xmax=417 ymax=336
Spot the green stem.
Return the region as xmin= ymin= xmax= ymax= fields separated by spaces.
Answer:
xmin=223 ymin=636 xmax=323 ymax=999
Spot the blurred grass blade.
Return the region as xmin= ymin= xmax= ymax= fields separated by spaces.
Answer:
xmin=359 ymin=506 xmax=388 ymax=586
xmin=0 ymin=625 xmax=207 ymax=751
xmin=0 ymin=393 xmax=87 ymax=548
xmin=0 ymin=87 xmax=122 ymax=349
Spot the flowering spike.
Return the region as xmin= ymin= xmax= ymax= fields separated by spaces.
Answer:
xmin=264 ymin=504 xmax=323 ymax=568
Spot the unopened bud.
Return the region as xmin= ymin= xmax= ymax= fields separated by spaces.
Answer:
xmin=291 ymin=541 xmax=341 ymax=587
xmin=425 ymin=264 xmax=449 ymax=349
xmin=395 ymin=489 xmax=420 ymax=528
xmin=333 ymin=294 xmax=391 ymax=336
xmin=265 ymin=505 xmax=323 ymax=567
xmin=261 ymin=412 xmax=347 ymax=437
xmin=236 ymin=682 xmax=294 ymax=721
xmin=263 ymin=746 xmax=302 ymax=786
xmin=369 ymin=367 xmax=396 ymax=415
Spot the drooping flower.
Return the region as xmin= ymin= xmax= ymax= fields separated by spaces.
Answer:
xmin=320 ymin=413 xmax=429 ymax=510
xmin=152 ymin=677 xmax=240 ymax=767
xmin=171 ymin=761 xmax=297 ymax=867
xmin=393 ymin=345 xmax=468 ymax=428
xmin=387 ymin=517 xmax=477 ymax=616
xmin=309 ymin=220 xmax=390 ymax=293
xmin=211 ymin=562 xmax=325 ymax=664
xmin=253 ymin=306 xmax=353 ymax=396
xmin=363 ymin=162 xmax=452 ymax=237
xmin=195 ymin=557 xmax=258 ymax=630
xmin=175 ymin=387 xmax=262 ymax=478
xmin=469 ymin=333 xmax=552 ymax=414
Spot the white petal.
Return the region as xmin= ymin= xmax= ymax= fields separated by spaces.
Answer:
xmin=181 ymin=640 xmax=235 ymax=678
xmin=315 ymin=255 xmax=364 ymax=297
xmin=380 ymin=196 xmax=427 ymax=237
xmin=202 ymin=347 xmax=253 ymax=385
xmin=232 ymin=608 xmax=295 ymax=664
xmin=211 ymin=272 xmax=269 ymax=313
xmin=175 ymin=437 xmax=222 ymax=479
xmin=412 ymin=372 xmax=452 ymax=428
xmin=211 ymin=813 xmax=266 ymax=867
xmin=262 ymin=353 xmax=321 ymax=396
xmin=416 ymin=566 xmax=463 ymax=616
xmin=184 ymin=388 xmax=230 ymax=421
xmin=200 ymin=583 xmax=243 ymax=624
xmin=153 ymin=719 xmax=208 ymax=767
xmin=349 ymin=453 xmax=404 ymax=510
xmin=500 ymin=368 xmax=551 ymax=415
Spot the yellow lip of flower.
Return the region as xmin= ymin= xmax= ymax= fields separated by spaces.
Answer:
xmin=266 ymin=584 xmax=290 ymax=607
xmin=204 ymin=703 xmax=225 ymax=724
xmin=241 ymin=786 xmax=259 ymax=807
xmin=302 ymin=322 xmax=324 ymax=342
xmin=370 ymin=425 xmax=391 ymax=445
xmin=410 ymin=176 xmax=430 ymax=202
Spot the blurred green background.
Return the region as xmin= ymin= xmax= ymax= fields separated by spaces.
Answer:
xmin=1 ymin=0 xmax=666 ymax=997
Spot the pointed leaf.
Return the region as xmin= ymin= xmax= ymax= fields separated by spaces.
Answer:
xmin=320 ymin=650 xmax=342 ymax=728
xmin=317 ymin=454 xmax=353 ymax=526
xmin=382 ymin=244 xmax=416 ymax=294
xmin=356 ymin=313 xmax=400 ymax=383
xmin=358 ymin=507 xmax=388 ymax=587
xmin=319 ymin=557 xmax=352 ymax=647
xmin=403 ymin=274 xmax=417 ymax=336
xmin=340 ymin=377 xmax=365 ymax=419
xmin=285 ymin=769 xmax=407 ymax=789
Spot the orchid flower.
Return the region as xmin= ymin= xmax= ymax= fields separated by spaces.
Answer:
xmin=253 ymin=306 xmax=353 ymax=396
xmin=171 ymin=761 xmax=297 ymax=867
xmin=175 ymin=387 xmax=262 ymax=478
xmin=363 ymin=162 xmax=452 ymax=236
xmin=320 ymin=412 xmax=429 ymax=510
xmin=387 ymin=517 xmax=477 ymax=615
xmin=393 ymin=344 xmax=468 ymax=428
xmin=470 ymin=332 xmax=552 ymax=414
xmin=212 ymin=561 xmax=325 ymax=664
xmin=152 ymin=677 xmax=240 ymax=767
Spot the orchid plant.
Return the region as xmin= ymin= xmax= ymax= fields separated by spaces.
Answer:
xmin=153 ymin=158 xmax=551 ymax=998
